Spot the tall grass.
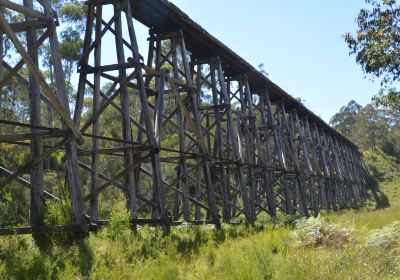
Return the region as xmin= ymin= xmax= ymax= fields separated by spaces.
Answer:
xmin=1 ymin=149 xmax=400 ymax=279
xmin=2 ymin=213 xmax=400 ymax=279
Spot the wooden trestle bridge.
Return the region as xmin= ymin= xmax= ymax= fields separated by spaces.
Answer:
xmin=0 ymin=0 xmax=367 ymax=236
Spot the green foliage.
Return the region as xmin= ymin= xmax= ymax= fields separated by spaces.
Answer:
xmin=58 ymin=1 xmax=86 ymax=24
xmin=330 ymin=101 xmax=399 ymax=157
xmin=106 ymin=209 xmax=131 ymax=240
xmin=44 ymin=199 xmax=72 ymax=226
xmin=0 ymin=182 xmax=29 ymax=227
xmin=373 ymin=88 xmax=400 ymax=112
xmin=2 ymin=207 xmax=400 ymax=279
xmin=366 ymin=221 xmax=400 ymax=248
xmin=345 ymin=0 xmax=400 ymax=111
xmin=294 ymin=215 xmax=354 ymax=247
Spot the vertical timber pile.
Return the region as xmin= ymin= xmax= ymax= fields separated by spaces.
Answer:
xmin=0 ymin=0 xmax=368 ymax=237
xmin=74 ymin=0 xmax=171 ymax=232
xmin=0 ymin=0 xmax=84 ymax=239
xmin=24 ymin=0 xmax=45 ymax=241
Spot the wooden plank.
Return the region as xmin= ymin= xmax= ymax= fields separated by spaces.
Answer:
xmin=305 ymin=120 xmax=328 ymax=210
xmin=79 ymin=61 xmax=139 ymax=74
xmin=240 ymin=78 xmax=260 ymax=221
xmin=42 ymin=0 xmax=86 ymax=227
xmin=280 ymin=107 xmax=309 ymax=215
xmin=84 ymin=79 xmax=147 ymax=134
xmin=317 ymin=127 xmax=337 ymax=210
xmin=78 ymin=0 xmax=128 ymax=69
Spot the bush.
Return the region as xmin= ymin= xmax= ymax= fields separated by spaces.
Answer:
xmin=106 ymin=209 xmax=132 ymax=240
xmin=366 ymin=221 xmax=400 ymax=249
xmin=294 ymin=215 xmax=353 ymax=247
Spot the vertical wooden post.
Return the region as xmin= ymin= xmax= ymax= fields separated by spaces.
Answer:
xmin=210 ymin=61 xmax=230 ymax=222
xmin=305 ymin=120 xmax=328 ymax=210
xmin=172 ymin=36 xmax=190 ymax=221
xmin=127 ymin=1 xmax=170 ymax=231
xmin=179 ymin=34 xmax=220 ymax=228
xmin=336 ymin=139 xmax=359 ymax=208
xmin=42 ymin=0 xmax=85 ymax=227
xmin=280 ymin=107 xmax=308 ymax=216
xmin=25 ymin=0 xmax=44 ymax=238
xmin=114 ymin=2 xmax=137 ymax=219
xmin=217 ymin=60 xmax=253 ymax=223
xmin=325 ymin=133 xmax=344 ymax=209
xmin=314 ymin=126 xmax=331 ymax=209
xmin=345 ymin=144 xmax=363 ymax=203
xmin=244 ymin=79 xmax=264 ymax=220
xmin=351 ymin=148 xmax=367 ymax=201
xmin=259 ymin=94 xmax=276 ymax=216
xmin=74 ymin=3 xmax=94 ymax=125
xmin=295 ymin=114 xmax=319 ymax=215
xmin=194 ymin=64 xmax=202 ymax=220
xmin=264 ymin=96 xmax=294 ymax=214
xmin=90 ymin=3 xmax=102 ymax=221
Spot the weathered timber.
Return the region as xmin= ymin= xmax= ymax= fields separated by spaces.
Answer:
xmin=0 ymin=0 xmax=367 ymax=237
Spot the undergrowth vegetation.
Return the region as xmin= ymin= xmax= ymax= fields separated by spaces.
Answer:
xmin=1 ymin=149 xmax=400 ymax=279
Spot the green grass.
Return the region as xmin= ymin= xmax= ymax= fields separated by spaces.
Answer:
xmin=1 ymin=149 xmax=400 ymax=279
xmin=327 ymin=181 xmax=400 ymax=230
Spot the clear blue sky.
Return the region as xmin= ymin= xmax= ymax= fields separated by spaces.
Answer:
xmin=99 ymin=0 xmax=381 ymax=123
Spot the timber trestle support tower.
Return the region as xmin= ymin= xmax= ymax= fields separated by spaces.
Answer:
xmin=0 ymin=0 xmax=367 ymax=237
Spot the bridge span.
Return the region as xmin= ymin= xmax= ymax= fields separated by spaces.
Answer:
xmin=0 ymin=0 xmax=366 ymax=236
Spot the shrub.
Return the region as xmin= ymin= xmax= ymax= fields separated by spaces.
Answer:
xmin=106 ymin=209 xmax=132 ymax=240
xmin=294 ymin=215 xmax=353 ymax=247
xmin=366 ymin=221 xmax=400 ymax=249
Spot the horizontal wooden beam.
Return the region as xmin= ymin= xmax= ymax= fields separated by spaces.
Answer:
xmin=0 ymin=130 xmax=68 ymax=142
xmin=0 ymin=166 xmax=60 ymax=201
xmin=0 ymin=0 xmax=47 ymax=19
xmin=9 ymin=19 xmax=50 ymax=33
xmin=0 ymin=224 xmax=96 ymax=236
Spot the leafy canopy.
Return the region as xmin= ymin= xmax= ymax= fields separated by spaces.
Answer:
xmin=345 ymin=0 xmax=400 ymax=111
